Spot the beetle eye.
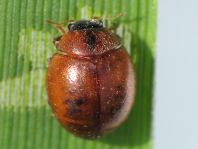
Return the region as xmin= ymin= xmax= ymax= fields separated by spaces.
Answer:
xmin=98 ymin=20 xmax=103 ymax=26
xmin=89 ymin=19 xmax=103 ymax=29
xmin=91 ymin=19 xmax=103 ymax=25
xmin=68 ymin=23 xmax=73 ymax=30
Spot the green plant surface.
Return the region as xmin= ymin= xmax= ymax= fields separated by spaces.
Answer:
xmin=0 ymin=0 xmax=157 ymax=149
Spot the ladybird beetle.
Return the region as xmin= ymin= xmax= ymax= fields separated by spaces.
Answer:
xmin=46 ymin=18 xmax=135 ymax=139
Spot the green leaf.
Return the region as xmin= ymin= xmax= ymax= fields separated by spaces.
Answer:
xmin=0 ymin=0 xmax=157 ymax=149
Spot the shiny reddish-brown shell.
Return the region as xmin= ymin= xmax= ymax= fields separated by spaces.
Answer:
xmin=46 ymin=27 xmax=135 ymax=139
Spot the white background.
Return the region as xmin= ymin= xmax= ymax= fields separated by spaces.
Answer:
xmin=154 ymin=0 xmax=198 ymax=148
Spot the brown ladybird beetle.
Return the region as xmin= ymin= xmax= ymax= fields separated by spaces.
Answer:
xmin=46 ymin=18 xmax=135 ymax=139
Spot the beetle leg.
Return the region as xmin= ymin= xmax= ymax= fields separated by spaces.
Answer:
xmin=53 ymin=36 xmax=62 ymax=49
xmin=54 ymin=24 xmax=66 ymax=34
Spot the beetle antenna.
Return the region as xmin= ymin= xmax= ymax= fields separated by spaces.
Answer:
xmin=47 ymin=19 xmax=79 ymax=33
xmin=47 ymin=20 xmax=66 ymax=34
xmin=92 ymin=13 xmax=124 ymax=22
xmin=104 ymin=13 xmax=124 ymax=20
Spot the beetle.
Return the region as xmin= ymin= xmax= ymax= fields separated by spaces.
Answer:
xmin=46 ymin=18 xmax=135 ymax=139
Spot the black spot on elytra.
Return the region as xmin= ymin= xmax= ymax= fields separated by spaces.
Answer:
xmin=64 ymin=98 xmax=86 ymax=114
xmin=114 ymin=94 xmax=125 ymax=100
xmin=86 ymin=31 xmax=96 ymax=48
xmin=116 ymin=84 xmax=124 ymax=91
xmin=92 ymin=111 xmax=100 ymax=120
xmin=111 ymin=108 xmax=118 ymax=114
xmin=75 ymin=98 xmax=86 ymax=106
xmin=113 ymin=85 xmax=126 ymax=100
xmin=110 ymin=106 xmax=121 ymax=115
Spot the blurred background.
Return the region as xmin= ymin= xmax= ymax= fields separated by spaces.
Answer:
xmin=155 ymin=0 xmax=198 ymax=148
